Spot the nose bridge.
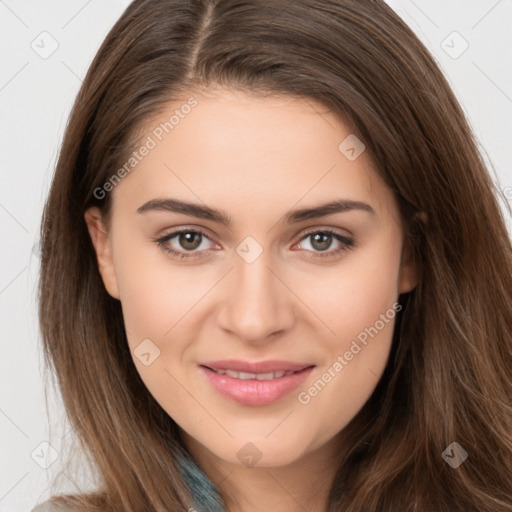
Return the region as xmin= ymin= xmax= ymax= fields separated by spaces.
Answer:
xmin=217 ymin=243 xmax=294 ymax=342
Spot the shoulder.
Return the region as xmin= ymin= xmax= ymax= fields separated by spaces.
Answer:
xmin=31 ymin=501 xmax=75 ymax=512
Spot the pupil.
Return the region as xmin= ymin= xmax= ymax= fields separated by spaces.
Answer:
xmin=180 ymin=232 xmax=201 ymax=250
xmin=312 ymin=233 xmax=332 ymax=251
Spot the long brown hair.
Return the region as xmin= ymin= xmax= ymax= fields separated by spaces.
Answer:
xmin=38 ymin=0 xmax=512 ymax=510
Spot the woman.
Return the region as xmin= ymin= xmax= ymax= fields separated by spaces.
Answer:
xmin=34 ymin=0 xmax=512 ymax=510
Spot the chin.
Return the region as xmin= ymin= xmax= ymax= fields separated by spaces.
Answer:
xmin=208 ymin=436 xmax=312 ymax=469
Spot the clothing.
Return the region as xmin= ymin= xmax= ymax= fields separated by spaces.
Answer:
xmin=178 ymin=451 xmax=225 ymax=512
xmin=31 ymin=453 xmax=225 ymax=512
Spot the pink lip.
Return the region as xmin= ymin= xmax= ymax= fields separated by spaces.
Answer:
xmin=199 ymin=360 xmax=315 ymax=406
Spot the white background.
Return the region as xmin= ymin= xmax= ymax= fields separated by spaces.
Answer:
xmin=1 ymin=1 xmax=511 ymax=510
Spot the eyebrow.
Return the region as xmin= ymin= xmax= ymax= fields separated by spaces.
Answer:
xmin=136 ymin=197 xmax=376 ymax=226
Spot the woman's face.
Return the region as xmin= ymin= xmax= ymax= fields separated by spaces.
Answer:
xmin=85 ymin=88 xmax=417 ymax=469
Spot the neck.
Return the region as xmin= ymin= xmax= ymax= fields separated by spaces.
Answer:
xmin=182 ymin=432 xmax=345 ymax=512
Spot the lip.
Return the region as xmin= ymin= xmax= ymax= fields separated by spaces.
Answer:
xmin=199 ymin=360 xmax=315 ymax=406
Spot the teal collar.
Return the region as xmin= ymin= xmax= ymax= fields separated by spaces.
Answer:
xmin=177 ymin=453 xmax=226 ymax=512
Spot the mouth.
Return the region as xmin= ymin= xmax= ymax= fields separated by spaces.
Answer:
xmin=198 ymin=359 xmax=315 ymax=406
xmin=204 ymin=368 xmax=299 ymax=380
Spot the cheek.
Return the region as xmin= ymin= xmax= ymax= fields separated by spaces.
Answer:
xmin=292 ymin=236 xmax=401 ymax=438
xmin=294 ymin=300 xmax=397 ymax=452
xmin=111 ymin=248 xmax=205 ymax=423
xmin=112 ymin=233 xmax=209 ymax=342
xmin=304 ymin=232 xmax=402 ymax=341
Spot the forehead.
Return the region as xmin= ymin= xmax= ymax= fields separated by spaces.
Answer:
xmin=110 ymin=88 xmax=395 ymax=220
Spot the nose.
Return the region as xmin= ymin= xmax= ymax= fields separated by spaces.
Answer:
xmin=216 ymin=250 xmax=295 ymax=344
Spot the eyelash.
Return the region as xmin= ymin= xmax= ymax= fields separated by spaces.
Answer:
xmin=153 ymin=227 xmax=355 ymax=262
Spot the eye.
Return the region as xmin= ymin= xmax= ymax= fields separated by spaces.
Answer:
xmin=153 ymin=228 xmax=218 ymax=260
xmin=153 ymin=227 xmax=355 ymax=261
xmin=292 ymin=229 xmax=355 ymax=260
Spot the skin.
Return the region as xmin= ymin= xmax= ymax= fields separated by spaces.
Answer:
xmin=85 ymin=88 xmax=418 ymax=512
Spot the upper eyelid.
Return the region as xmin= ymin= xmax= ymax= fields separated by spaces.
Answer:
xmin=159 ymin=226 xmax=352 ymax=241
